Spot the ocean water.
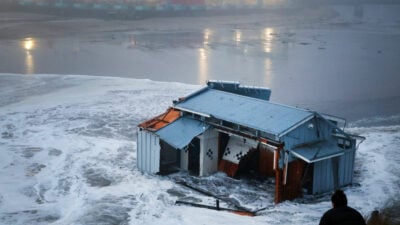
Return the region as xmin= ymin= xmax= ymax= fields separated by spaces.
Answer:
xmin=0 ymin=4 xmax=399 ymax=122
xmin=0 ymin=3 xmax=399 ymax=224
xmin=0 ymin=74 xmax=399 ymax=225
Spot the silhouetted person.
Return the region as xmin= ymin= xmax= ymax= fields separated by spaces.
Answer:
xmin=319 ymin=190 xmax=366 ymax=225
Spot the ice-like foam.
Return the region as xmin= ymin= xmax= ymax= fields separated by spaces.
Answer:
xmin=0 ymin=74 xmax=399 ymax=225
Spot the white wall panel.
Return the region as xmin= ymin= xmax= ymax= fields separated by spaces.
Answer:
xmin=137 ymin=128 xmax=160 ymax=174
xmin=199 ymin=129 xmax=219 ymax=176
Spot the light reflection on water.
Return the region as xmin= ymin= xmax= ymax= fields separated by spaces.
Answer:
xmin=262 ymin=28 xmax=274 ymax=53
xmin=25 ymin=52 xmax=34 ymax=74
xmin=197 ymin=28 xmax=213 ymax=84
xmin=22 ymin=38 xmax=36 ymax=74
xmin=203 ymin=28 xmax=212 ymax=47
xmin=1 ymin=18 xmax=399 ymax=122
xmin=262 ymin=28 xmax=275 ymax=87
xmin=10 ymin=28 xmax=278 ymax=85
xmin=233 ymin=29 xmax=242 ymax=44
xmin=264 ymin=58 xmax=272 ymax=88
xmin=198 ymin=48 xmax=208 ymax=84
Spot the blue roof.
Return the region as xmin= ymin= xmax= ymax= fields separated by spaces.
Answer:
xmin=155 ymin=117 xmax=210 ymax=149
xmin=174 ymin=89 xmax=313 ymax=138
xmin=207 ymin=80 xmax=271 ymax=101
xmin=290 ymin=141 xmax=345 ymax=163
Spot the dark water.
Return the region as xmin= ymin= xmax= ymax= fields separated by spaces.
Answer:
xmin=0 ymin=4 xmax=400 ymax=123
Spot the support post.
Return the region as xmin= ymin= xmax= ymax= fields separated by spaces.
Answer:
xmin=274 ymin=148 xmax=282 ymax=204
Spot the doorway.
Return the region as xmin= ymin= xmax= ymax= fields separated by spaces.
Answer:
xmin=188 ymin=137 xmax=200 ymax=176
xmin=159 ymin=140 xmax=180 ymax=175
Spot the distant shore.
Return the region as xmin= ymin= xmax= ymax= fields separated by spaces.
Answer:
xmin=1 ymin=0 xmax=399 ymax=21
xmin=0 ymin=1 xmax=290 ymax=21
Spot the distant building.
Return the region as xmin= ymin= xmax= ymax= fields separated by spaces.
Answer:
xmin=137 ymin=81 xmax=364 ymax=203
xmin=14 ymin=0 xmax=287 ymax=12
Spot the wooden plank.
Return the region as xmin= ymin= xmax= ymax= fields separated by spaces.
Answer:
xmin=176 ymin=180 xmax=251 ymax=213
xmin=275 ymin=148 xmax=282 ymax=204
xmin=175 ymin=200 xmax=255 ymax=216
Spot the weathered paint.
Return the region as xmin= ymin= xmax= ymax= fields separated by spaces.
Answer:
xmin=138 ymin=107 xmax=180 ymax=132
xmin=282 ymin=160 xmax=306 ymax=200
xmin=222 ymin=136 xmax=258 ymax=164
xmin=258 ymin=146 xmax=275 ymax=177
xmin=137 ymin=128 xmax=160 ymax=174
xmin=218 ymin=159 xmax=239 ymax=177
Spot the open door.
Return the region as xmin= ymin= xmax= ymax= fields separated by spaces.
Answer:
xmin=188 ymin=138 xmax=200 ymax=176
xmin=159 ymin=140 xmax=181 ymax=175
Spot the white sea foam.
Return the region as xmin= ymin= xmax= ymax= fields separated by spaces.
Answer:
xmin=0 ymin=74 xmax=399 ymax=225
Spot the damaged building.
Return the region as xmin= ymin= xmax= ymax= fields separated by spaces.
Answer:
xmin=137 ymin=81 xmax=363 ymax=203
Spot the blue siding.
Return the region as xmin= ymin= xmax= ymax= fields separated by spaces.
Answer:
xmin=284 ymin=117 xmax=334 ymax=149
xmin=338 ymin=149 xmax=355 ymax=186
xmin=312 ymin=149 xmax=355 ymax=194
xmin=313 ymin=159 xmax=335 ymax=194
xmin=282 ymin=117 xmax=355 ymax=194
xmin=283 ymin=117 xmax=336 ymax=164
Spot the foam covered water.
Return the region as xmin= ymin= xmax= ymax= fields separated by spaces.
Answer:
xmin=0 ymin=74 xmax=399 ymax=225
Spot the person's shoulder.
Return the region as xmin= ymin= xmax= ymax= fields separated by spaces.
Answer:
xmin=325 ymin=207 xmax=342 ymax=214
xmin=321 ymin=207 xmax=337 ymax=218
xmin=322 ymin=207 xmax=334 ymax=214
xmin=346 ymin=206 xmax=366 ymax=224
xmin=320 ymin=208 xmax=335 ymax=225
xmin=346 ymin=206 xmax=363 ymax=215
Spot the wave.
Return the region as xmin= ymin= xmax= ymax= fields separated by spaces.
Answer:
xmin=0 ymin=73 xmax=399 ymax=225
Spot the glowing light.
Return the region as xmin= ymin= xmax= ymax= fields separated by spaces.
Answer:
xmin=261 ymin=28 xmax=276 ymax=86
xmin=23 ymin=38 xmax=35 ymax=51
xmin=21 ymin=38 xmax=36 ymax=74
xmin=198 ymin=48 xmax=209 ymax=84
xmin=203 ymin=28 xmax=212 ymax=47
xmin=262 ymin=28 xmax=274 ymax=53
xmin=234 ymin=30 xmax=242 ymax=43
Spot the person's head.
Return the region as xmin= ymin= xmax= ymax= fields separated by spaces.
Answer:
xmin=331 ymin=189 xmax=347 ymax=208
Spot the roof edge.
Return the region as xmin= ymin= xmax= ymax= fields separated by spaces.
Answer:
xmin=173 ymin=106 xmax=211 ymax=118
xmin=138 ymin=107 xmax=181 ymax=132
xmin=290 ymin=150 xmax=344 ymax=163
xmin=173 ymin=86 xmax=208 ymax=105
xmin=314 ymin=112 xmax=352 ymax=139
xmin=277 ymin=114 xmax=315 ymax=138
xmin=207 ymin=80 xmax=271 ymax=101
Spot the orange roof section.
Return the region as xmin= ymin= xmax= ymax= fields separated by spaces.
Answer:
xmin=138 ymin=108 xmax=181 ymax=132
